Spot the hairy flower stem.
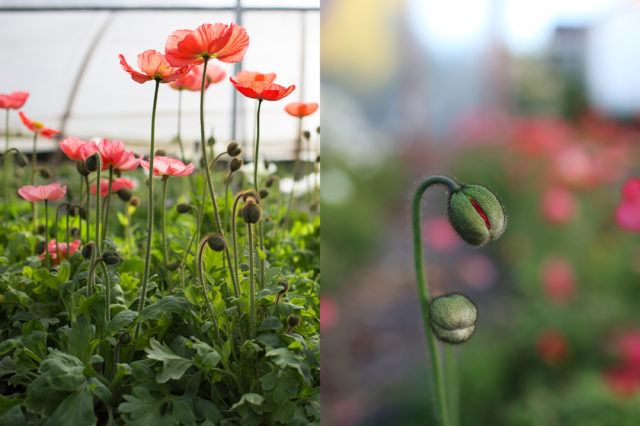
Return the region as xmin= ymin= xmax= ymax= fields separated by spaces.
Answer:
xmin=66 ymin=207 xmax=70 ymax=250
xmin=287 ymin=116 xmax=303 ymax=215
xmin=3 ymin=110 xmax=10 ymax=220
xmin=180 ymin=207 xmax=200 ymax=289
xmin=247 ymin=223 xmax=256 ymax=338
xmin=31 ymin=132 xmax=38 ymax=233
xmin=136 ymin=78 xmax=160 ymax=339
xmin=88 ymin=162 xmax=102 ymax=298
xmin=176 ymin=89 xmax=197 ymax=196
xmin=412 ymin=175 xmax=461 ymax=426
xmin=445 ymin=345 xmax=459 ymax=426
xmin=161 ymin=177 xmax=173 ymax=293
xmin=197 ymin=238 xmax=220 ymax=345
xmin=251 ymin=99 xmax=267 ymax=290
xmin=44 ymin=200 xmax=50 ymax=269
xmin=125 ymin=203 xmax=133 ymax=250
xmin=84 ymin=175 xmax=90 ymax=243
xmin=198 ymin=58 xmax=240 ymax=302
xmin=54 ymin=203 xmax=66 ymax=262
xmin=101 ymin=166 xmax=114 ymax=247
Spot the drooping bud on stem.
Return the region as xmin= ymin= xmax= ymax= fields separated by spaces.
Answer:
xmin=229 ymin=157 xmax=243 ymax=172
xmin=76 ymin=159 xmax=89 ymax=176
xmin=227 ymin=141 xmax=242 ymax=157
xmin=206 ymin=234 xmax=227 ymax=252
xmin=429 ymin=293 xmax=478 ymax=344
xmin=85 ymin=152 xmax=100 ymax=173
xmin=117 ymin=188 xmax=132 ymax=202
xmin=16 ymin=152 xmax=28 ymax=168
xmin=447 ymin=184 xmax=506 ymax=246
xmin=129 ymin=197 xmax=140 ymax=207
xmin=82 ymin=242 xmax=94 ymax=260
xmin=176 ymin=203 xmax=192 ymax=214
xmin=101 ymin=250 xmax=122 ymax=265
xmin=242 ymin=198 xmax=262 ymax=224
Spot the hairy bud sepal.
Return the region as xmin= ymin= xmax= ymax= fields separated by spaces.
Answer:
xmin=429 ymin=293 xmax=477 ymax=344
xmin=448 ymin=184 xmax=506 ymax=246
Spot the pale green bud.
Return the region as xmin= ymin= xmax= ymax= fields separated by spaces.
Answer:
xmin=447 ymin=184 xmax=506 ymax=246
xmin=429 ymin=293 xmax=477 ymax=344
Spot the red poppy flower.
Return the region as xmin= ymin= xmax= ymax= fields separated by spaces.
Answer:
xmin=285 ymin=102 xmax=319 ymax=118
xmin=536 ymin=329 xmax=569 ymax=366
xmin=59 ymin=137 xmax=98 ymax=161
xmin=540 ymin=187 xmax=577 ymax=226
xmin=230 ymin=77 xmax=295 ymax=102
xmin=165 ymin=23 xmax=249 ymax=67
xmin=615 ymin=178 xmax=640 ymax=232
xmin=17 ymin=183 xmax=66 ymax=202
xmin=234 ymin=70 xmax=276 ymax=83
xmin=91 ymin=177 xmax=137 ymax=196
xmin=604 ymin=364 xmax=640 ymax=396
xmin=139 ymin=156 xmax=194 ymax=177
xmin=0 ymin=91 xmax=29 ymax=109
xmin=18 ymin=112 xmax=60 ymax=139
xmin=40 ymin=239 xmax=81 ymax=265
xmin=119 ymin=50 xmax=190 ymax=84
xmin=169 ymin=63 xmax=226 ymax=91
xmin=541 ymin=257 xmax=576 ymax=303
xmin=96 ymin=139 xmax=139 ymax=171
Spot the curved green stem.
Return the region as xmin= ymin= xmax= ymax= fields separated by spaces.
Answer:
xmin=247 ymin=223 xmax=256 ymax=338
xmin=253 ymin=99 xmax=263 ymax=192
xmin=101 ymin=166 xmax=113 ymax=246
xmin=88 ymin=162 xmax=102 ymax=297
xmin=136 ymin=78 xmax=160 ymax=339
xmin=161 ymin=177 xmax=173 ymax=293
xmin=287 ymin=116 xmax=303 ymax=214
xmin=412 ymin=175 xmax=460 ymax=426
xmin=100 ymin=260 xmax=111 ymax=323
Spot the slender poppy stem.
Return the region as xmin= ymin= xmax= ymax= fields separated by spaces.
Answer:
xmin=54 ymin=203 xmax=64 ymax=262
xmin=31 ymin=132 xmax=38 ymax=232
xmin=136 ymin=78 xmax=160 ymax=339
xmin=88 ymin=161 xmax=102 ymax=297
xmin=161 ymin=177 xmax=173 ymax=293
xmin=412 ymin=175 xmax=460 ymax=426
xmin=101 ymin=165 xmax=114 ymax=246
xmin=66 ymin=206 xmax=70 ymax=250
xmin=44 ymin=200 xmax=50 ymax=269
xmin=176 ymin=89 xmax=185 ymax=162
xmin=125 ymin=202 xmax=133 ymax=251
xmin=101 ymin=260 xmax=111 ymax=323
xmin=197 ymin=238 xmax=220 ymax=345
xmin=247 ymin=222 xmax=256 ymax=338
xmin=287 ymin=116 xmax=303 ymax=214
xmin=253 ymin=99 xmax=263 ymax=192
xmin=3 ymin=110 xmax=9 ymax=220
xmin=84 ymin=175 xmax=90 ymax=243
xmin=445 ymin=344 xmax=459 ymax=426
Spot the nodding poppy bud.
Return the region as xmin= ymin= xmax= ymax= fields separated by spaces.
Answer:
xmin=70 ymin=227 xmax=80 ymax=237
xmin=316 ymin=126 xmax=320 ymax=134
xmin=242 ymin=199 xmax=262 ymax=224
xmin=39 ymin=167 xmax=52 ymax=179
xmin=117 ymin=332 xmax=132 ymax=345
xmin=275 ymin=279 xmax=290 ymax=304
xmin=229 ymin=157 xmax=243 ymax=172
xmin=36 ymin=224 xmax=46 ymax=235
xmin=129 ymin=196 xmax=140 ymax=207
xmin=303 ymin=130 xmax=311 ymax=140
xmin=287 ymin=314 xmax=301 ymax=328
xmin=78 ymin=206 xmax=88 ymax=220
xmin=207 ymin=135 xmax=215 ymax=147
xmin=429 ymin=293 xmax=477 ymax=344
xmin=154 ymin=149 xmax=166 ymax=156
xmin=101 ymin=250 xmax=122 ymax=265
xmin=447 ymin=184 xmax=506 ymax=246
xmin=34 ymin=240 xmax=46 ymax=254
xmin=167 ymin=261 xmax=180 ymax=271
xmin=265 ymin=175 xmax=278 ymax=188
xmin=227 ymin=141 xmax=242 ymax=157
xmin=117 ymin=188 xmax=132 ymax=202
xmin=16 ymin=152 xmax=28 ymax=168
xmin=206 ymin=234 xmax=226 ymax=252
xmin=82 ymin=242 xmax=94 ymax=259
xmin=68 ymin=205 xmax=77 ymax=217
xmin=76 ymin=159 xmax=89 ymax=176
xmin=176 ymin=203 xmax=192 ymax=214
xmin=85 ymin=152 xmax=100 ymax=172
xmin=258 ymin=189 xmax=269 ymax=200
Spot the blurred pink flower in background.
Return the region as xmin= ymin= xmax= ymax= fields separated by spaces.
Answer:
xmin=320 ymin=295 xmax=339 ymax=332
xmin=59 ymin=137 xmax=97 ymax=161
xmin=510 ymin=117 xmax=571 ymax=158
xmin=422 ymin=216 xmax=461 ymax=252
xmin=459 ymin=253 xmax=497 ymax=290
xmin=540 ymin=187 xmax=577 ymax=225
xmin=551 ymin=144 xmax=595 ymax=188
xmin=536 ymin=329 xmax=569 ymax=366
xmin=40 ymin=239 xmax=81 ymax=265
xmin=615 ymin=178 xmax=640 ymax=232
xmin=0 ymin=91 xmax=28 ymax=109
xmin=91 ymin=177 xmax=137 ymax=196
xmin=603 ymin=331 xmax=640 ymax=396
xmin=541 ymin=257 xmax=576 ymax=303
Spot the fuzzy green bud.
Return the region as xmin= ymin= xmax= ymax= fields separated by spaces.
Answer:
xmin=85 ymin=152 xmax=100 ymax=172
xmin=242 ymin=199 xmax=262 ymax=224
xmin=429 ymin=293 xmax=477 ymax=344
xmin=39 ymin=167 xmax=52 ymax=179
xmin=154 ymin=149 xmax=166 ymax=157
xmin=70 ymin=227 xmax=80 ymax=237
xmin=117 ymin=188 xmax=132 ymax=202
xmin=226 ymin=141 xmax=242 ymax=157
xmin=229 ymin=157 xmax=243 ymax=172
xmin=15 ymin=152 xmax=28 ymax=168
xmin=176 ymin=203 xmax=192 ymax=214
xmin=36 ymin=224 xmax=46 ymax=235
xmin=34 ymin=240 xmax=46 ymax=254
xmin=76 ymin=159 xmax=89 ymax=176
xmin=78 ymin=206 xmax=87 ymax=220
xmin=207 ymin=135 xmax=215 ymax=147
xmin=265 ymin=175 xmax=278 ymax=188
xmin=287 ymin=314 xmax=301 ymax=328
xmin=206 ymin=234 xmax=226 ymax=252
xmin=129 ymin=197 xmax=140 ymax=207
xmin=82 ymin=242 xmax=94 ymax=259
xmin=167 ymin=261 xmax=180 ymax=271
xmin=258 ymin=189 xmax=269 ymax=200
xmin=101 ymin=250 xmax=122 ymax=265
xmin=117 ymin=332 xmax=132 ymax=345
xmin=447 ymin=184 xmax=506 ymax=246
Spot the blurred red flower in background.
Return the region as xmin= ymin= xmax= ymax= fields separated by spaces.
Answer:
xmin=604 ymin=331 xmax=640 ymax=396
xmin=536 ymin=329 xmax=569 ymax=366
xmin=615 ymin=178 xmax=640 ymax=232
xmin=510 ymin=117 xmax=572 ymax=158
xmin=169 ymin=63 xmax=226 ymax=91
xmin=91 ymin=177 xmax=137 ymax=196
xmin=285 ymin=102 xmax=319 ymax=118
xmin=550 ymin=144 xmax=596 ymax=188
xmin=140 ymin=156 xmax=194 ymax=177
xmin=19 ymin=112 xmax=60 ymax=139
xmin=234 ymin=70 xmax=276 ymax=83
xmin=320 ymin=295 xmax=339 ymax=332
xmin=422 ymin=216 xmax=461 ymax=253
xmin=540 ymin=187 xmax=577 ymax=225
xmin=59 ymin=137 xmax=97 ymax=161
xmin=0 ymin=91 xmax=28 ymax=109
xmin=40 ymin=239 xmax=81 ymax=265
xmin=18 ymin=183 xmax=66 ymax=202
xmin=541 ymin=257 xmax=576 ymax=303
xmin=165 ymin=23 xmax=249 ymax=66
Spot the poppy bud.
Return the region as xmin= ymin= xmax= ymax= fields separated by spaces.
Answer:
xmin=16 ymin=152 xmax=28 ymax=168
xmin=71 ymin=227 xmax=80 ymax=237
xmin=117 ymin=188 xmax=132 ymax=202
xmin=258 ymin=189 xmax=269 ymax=200
xmin=447 ymin=184 xmax=506 ymax=246
xmin=316 ymin=154 xmax=320 ymax=163
xmin=154 ymin=149 xmax=166 ymax=157
xmin=206 ymin=234 xmax=226 ymax=252
xmin=167 ymin=261 xmax=180 ymax=271
xmin=117 ymin=332 xmax=132 ymax=345
xmin=227 ymin=141 xmax=242 ymax=157
xmin=85 ymin=153 xmax=100 ymax=172
xmin=34 ymin=240 xmax=46 ymax=254
xmin=242 ymin=200 xmax=262 ymax=224
xmin=82 ymin=242 xmax=94 ymax=259
xmin=36 ymin=224 xmax=46 ymax=235
xmin=287 ymin=314 xmax=301 ymax=328
xmin=78 ymin=206 xmax=87 ymax=220
xmin=39 ymin=167 xmax=52 ymax=179
xmin=129 ymin=197 xmax=140 ymax=207
xmin=275 ymin=279 xmax=290 ymax=304
xmin=429 ymin=293 xmax=477 ymax=344
xmin=176 ymin=203 xmax=192 ymax=214
xmin=68 ymin=205 xmax=77 ymax=217
xmin=265 ymin=175 xmax=277 ymax=188
xmin=101 ymin=250 xmax=122 ymax=265
xmin=230 ymin=157 xmax=243 ymax=172
xmin=76 ymin=159 xmax=89 ymax=176
xmin=303 ymin=130 xmax=311 ymax=140
xmin=316 ymin=126 xmax=320 ymax=134
xmin=207 ymin=136 xmax=215 ymax=147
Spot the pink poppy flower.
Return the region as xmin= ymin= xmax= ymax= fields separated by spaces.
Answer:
xmin=536 ymin=329 xmax=569 ymax=366
xmin=17 ymin=183 xmax=66 ymax=202
xmin=320 ymin=295 xmax=339 ymax=332
xmin=18 ymin=112 xmax=60 ymax=139
xmin=285 ymin=102 xmax=319 ymax=118
xmin=119 ymin=49 xmax=190 ymax=84
xmin=40 ymin=239 xmax=81 ymax=265
xmin=91 ymin=177 xmax=137 ymax=196
xmin=0 ymin=91 xmax=29 ymax=109
xmin=540 ymin=187 xmax=577 ymax=225
xmin=169 ymin=63 xmax=226 ymax=91
xmin=230 ymin=77 xmax=295 ymax=102
xmin=615 ymin=178 xmax=640 ymax=232
xmin=96 ymin=139 xmax=139 ymax=171
xmin=59 ymin=136 xmax=98 ymax=161
xmin=234 ymin=70 xmax=276 ymax=83
xmin=139 ymin=156 xmax=194 ymax=177
xmin=541 ymin=257 xmax=576 ymax=304
xmin=165 ymin=23 xmax=249 ymax=67
xmin=604 ymin=364 xmax=640 ymax=396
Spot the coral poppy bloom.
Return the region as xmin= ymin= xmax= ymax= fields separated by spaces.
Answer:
xmin=40 ymin=239 xmax=81 ymax=265
xmin=234 ymin=70 xmax=276 ymax=83
xmin=165 ymin=23 xmax=249 ymax=67
xmin=230 ymin=78 xmax=295 ymax=102
xmin=59 ymin=137 xmax=98 ymax=161
xmin=18 ymin=112 xmax=60 ymax=139
xmin=0 ymin=91 xmax=29 ymax=109
xmin=91 ymin=177 xmax=137 ymax=196
xmin=18 ymin=183 xmax=66 ymax=202
xmin=119 ymin=50 xmax=190 ymax=84
xmin=140 ymin=156 xmax=194 ymax=177
xmin=615 ymin=178 xmax=640 ymax=232
xmin=285 ymin=102 xmax=319 ymax=118
xmin=169 ymin=63 xmax=226 ymax=91
xmin=96 ymin=139 xmax=139 ymax=171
